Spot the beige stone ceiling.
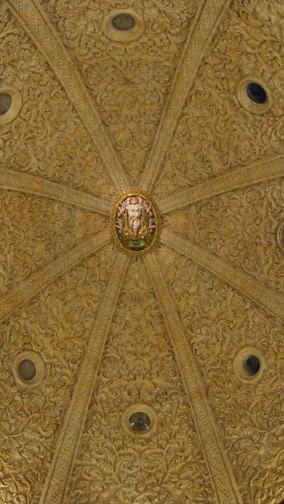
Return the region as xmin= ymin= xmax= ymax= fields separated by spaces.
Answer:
xmin=0 ymin=0 xmax=283 ymax=503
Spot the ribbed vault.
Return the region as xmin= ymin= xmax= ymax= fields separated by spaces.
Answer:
xmin=0 ymin=0 xmax=283 ymax=503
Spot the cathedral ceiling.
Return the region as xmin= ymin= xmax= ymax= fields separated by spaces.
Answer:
xmin=0 ymin=1 xmax=283 ymax=503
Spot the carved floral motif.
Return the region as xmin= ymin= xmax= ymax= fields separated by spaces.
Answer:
xmin=154 ymin=0 xmax=284 ymax=198
xmin=39 ymin=0 xmax=197 ymax=182
xmin=66 ymin=260 xmax=215 ymax=504
xmin=0 ymin=244 xmax=115 ymax=504
xmin=0 ymin=9 xmax=115 ymax=197
xmin=160 ymin=246 xmax=284 ymax=504
xmin=167 ymin=178 xmax=284 ymax=294
xmin=0 ymin=0 xmax=283 ymax=502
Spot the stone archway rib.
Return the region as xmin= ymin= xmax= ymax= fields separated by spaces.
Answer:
xmin=161 ymin=228 xmax=284 ymax=322
xmin=0 ymin=169 xmax=109 ymax=214
xmin=159 ymin=154 xmax=284 ymax=213
xmin=0 ymin=229 xmax=110 ymax=323
xmin=144 ymin=253 xmax=243 ymax=504
xmin=39 ymin=252 xmax=129 ymax=504
xmin=140 ymin=0 xmax=232 ymax=193
xmin=7 ymin=0 xmax=129 ymax=192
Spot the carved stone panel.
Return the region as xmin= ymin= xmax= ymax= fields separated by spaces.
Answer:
xmin=66 ymin=259 xmax=216 ymax=504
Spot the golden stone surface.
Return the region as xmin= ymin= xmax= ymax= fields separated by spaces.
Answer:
xmin=111 ymin=190 xmax=160 ymax=254
xmin=0 ymin=1 xmax=283 ymax=503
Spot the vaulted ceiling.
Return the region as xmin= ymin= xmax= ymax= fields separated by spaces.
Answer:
xmin=0 ymin=1 xmax=283 ymax=503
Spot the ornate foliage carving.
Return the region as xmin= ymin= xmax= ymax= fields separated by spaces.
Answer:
xmin=0 ymin=187 xmax=107 ymax=298
xmin=0 ymin=0 xmax=283 ymax=502
xmin=0 ymin=191 xmax=76 ymax=294
xmin=0 ymin=8 xmax=115 ymax=197
xmin=167 ymin=178 xmax=284 ymax=294
xmin=154 ymin=0 xmax=284 ymax=198
xmin=39 ymin=0 xmax=197 ymax=182
xmin=0 ymin=244 xmax=115 ymax=504
xmin=161 ymin=246 xmax=284 ymax=504
xmin=66 ymin=259 xmax=215 ymax=504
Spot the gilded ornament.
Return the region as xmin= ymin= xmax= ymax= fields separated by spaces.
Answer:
xmin=111 ymin=190 xmax=160 ymax=255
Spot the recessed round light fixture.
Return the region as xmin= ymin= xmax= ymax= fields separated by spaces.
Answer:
xmin=0 ymin=92 xmax=12 ymax=115
xmin=237 ymin=78 xmax=271 ymax=114
xmin=233 ymin=347 xmax=265 ymax=383
xmin=276 ymin=221 xmax=284 ymax=253
xmin=102 ymin=9 xmax=144 ymax=42
xmin=0 ymin=86 xmax=22 ymax=125
xmin=111 ymin=13 xmax=136 ymax=31
xmin=246 ymin=82 xmax=267 ymax=104
xmin=122 ymin=404 xmax=157 ymax=438
xmin=129 ymin=411 xmax=151 ymax=432
xmin=18 ymin=358 xmax=37 ymax=381
xmin=242 ymin=354 xmax=260 ymax=376
xmin=13 ymin=351 xmax=45 ymax=387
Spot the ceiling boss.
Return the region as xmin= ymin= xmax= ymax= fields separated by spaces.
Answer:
xmin=111 ymin=190 xmax=160 ymax=255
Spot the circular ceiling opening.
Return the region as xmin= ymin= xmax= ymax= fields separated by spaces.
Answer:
xmin=0 ymin=92 xmax=12 ymax=115
xmin=246 ymin=82 xmax=267 ymax=104
xmin=237 ymin=78 xmax=271 ymax=114
xmin=276 ymin=221 xmax=284 ymax=252
xmin=13 ymin=351 xmax=45 ymax=387
xmin=122 ymin=403 xmax=157 ymax=438
xmin=129 ymin=411 xmax=151 ymax=432
xmin=18 ymin=358 xmax=37 ymax=381
xmin=102 ymin=9 xmax=144 ymax=42
xmin=242 ymin=354 xmax=260 ymax=376
xmin=233 ymin=347 xmax=265 ymax=383
xmin=112 ymin=13 xmax=135 ymax=31
xmin=0 ymin=86 xmax=22 ymax=125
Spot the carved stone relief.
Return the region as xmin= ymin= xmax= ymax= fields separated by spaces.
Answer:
xmin=39 ymin=0 xmax=197 ymax=182
xmin=166 ymin=178 xmax=284 ymax=294
xmin=160 ymin=245 xmax=284 ymax=504
xmin=66 ymin=259 xmax=216 ymax=504
xmin=0 ymin=0 xmax=283 ymax=502
xmin=0 ymin=244 xmax=115 ymax=504
xmin=0 ymin=8 xmax=115 ymax=197
xmin=154 ymin=0 xmax=284 ymax=199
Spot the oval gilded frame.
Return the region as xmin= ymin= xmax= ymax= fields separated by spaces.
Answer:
xmin=111 ymin=189 xmax=161 ymax=256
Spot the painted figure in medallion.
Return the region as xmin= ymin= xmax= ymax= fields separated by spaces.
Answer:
xmin=112 ymin=192 xmax=159 ymax=253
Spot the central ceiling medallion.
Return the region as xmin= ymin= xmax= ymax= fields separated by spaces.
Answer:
xmin=111 ymin=190 xmax=160 ymax=255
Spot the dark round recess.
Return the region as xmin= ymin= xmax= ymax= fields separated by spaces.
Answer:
xmin=112 ymin=13 xmax=136 ymax=31
xmin=0 ymin=92 xmax=12 ymax=115
xmin=18 ymin=359 xmax=36 ymax=381
xmin=246 ymin=83 xmax=267 ymax=104
xmin=277 ymin=223 xmax=284 ymax=250
xmin=242 ymin=354 xmax=260 ymax=376
xmin=129 ymin=412 xmax=151 ymax=432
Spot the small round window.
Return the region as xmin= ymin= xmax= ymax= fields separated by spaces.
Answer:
xmin=237 ymin=78 xmax=271 ymax=114
xmin=233 ymin=347 xmax=265 ymax=383
xmin=13 ymin=352 xmax=45 ymax=387
xmin=0 ymin=86 xmax=22 ymax=125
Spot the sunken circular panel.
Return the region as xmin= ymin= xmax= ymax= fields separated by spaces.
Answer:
xmin=276 ymin=221 xmax=284 ymax=253
xmin=237 ymin=78 xmax=271 ymax=114
xmin=122 ymin=404 xmax=157 ymax=438
xmin=112 ymin=13 xmax=136 ymax=31
xmin=13 ymin=352 xmax=45 ymax=387
xmin=18 ymin=359 xmax=37 ymax=381
xmin=0 ymin=92 xmax=12 ymax=115
xmin=129 ymin=411 xmax=151 ymax=432
xmin=102 ymin=9 xmax=144 ymax=42
xmin=233 ymin=347 xmax=265 ymax=383
xmin=246 ymin=82 xmax=267 ymax=104
xmin=0 ymin=86 xmax=22 ymax=125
